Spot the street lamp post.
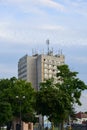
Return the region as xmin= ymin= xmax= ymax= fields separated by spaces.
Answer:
xmin=16 ymin=96 xmax=25 ymax=130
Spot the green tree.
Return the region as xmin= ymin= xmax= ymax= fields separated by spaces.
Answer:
xmin=36 ymin=64 xmax=87 ymax=130
xmin=0 ymin=77 xmax=36 ymax=128
xmin=57 ymin=65 xmax=87 ymax=105
xmin=0 ymin=102 xmax=13 ymax=129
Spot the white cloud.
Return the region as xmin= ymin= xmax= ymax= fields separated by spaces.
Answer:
xmin=0 ymin=20 xmax=34 ymax=44
xmin=0 ymin=0 xmax=87 ymax=47
xmin=1 ymin=0 xmax=65 ymax=13
xmin=0 ymin=21 xmax=14 ymax=40
xmin=0 ymin=18 xmax=65 ymax=45
xmin=0 ymin=17 xmax=87 ymax=46
xmin=1 ymin=0 xmax=87 ymax=16
xmin=64 ymin=0 xmax=87 ymax=16
xmin=36 ymin=0 xmax=65 ymax=12
xmin=38 ymin=24 xmax=65 ymax=31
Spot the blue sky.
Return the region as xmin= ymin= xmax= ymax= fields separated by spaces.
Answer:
xmin=0 ymin=0 xmax=87 ymax=112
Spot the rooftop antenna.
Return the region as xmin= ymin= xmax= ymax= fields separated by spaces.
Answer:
xmin=46 ymin=39 xmax=50 ymax=55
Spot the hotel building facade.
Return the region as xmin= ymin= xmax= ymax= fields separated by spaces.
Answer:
xmin=18 ymin=52 xmax=65 ymax=90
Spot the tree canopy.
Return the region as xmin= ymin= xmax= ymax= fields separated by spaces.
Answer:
xmin=0 ymin=77 xmax=36 ymax=127
xmin=0 ymin=102 xmax=12 ymax=126
xmin=35 ymin=64 xmax=87 ymax=130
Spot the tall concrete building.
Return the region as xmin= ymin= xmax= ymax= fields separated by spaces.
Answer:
xmin=18 ymin=50 xmax=65 ymax=127
xmin=18 ymin=51 xmax=65 ymax=90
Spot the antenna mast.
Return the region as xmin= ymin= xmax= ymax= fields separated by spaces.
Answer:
xmin=46 ymin=39 xmax=50 ymax=55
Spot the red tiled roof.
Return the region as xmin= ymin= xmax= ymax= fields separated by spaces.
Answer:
xmin=76 ymin=112 xmax=87 ymax=119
